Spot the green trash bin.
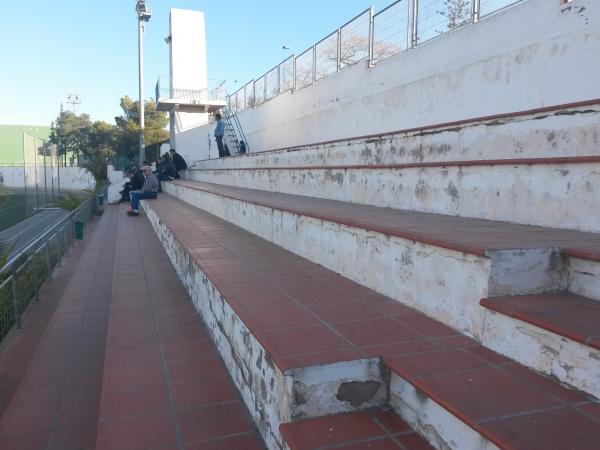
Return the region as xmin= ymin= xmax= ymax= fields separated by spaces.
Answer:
xmin=74 ymin=221 xmax=84 ymax=240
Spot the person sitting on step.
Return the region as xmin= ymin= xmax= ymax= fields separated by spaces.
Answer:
xmin=127 ymin=165 xmax=159 ymax=216
xmin=169 ymin=148 xmax=187 ymax=178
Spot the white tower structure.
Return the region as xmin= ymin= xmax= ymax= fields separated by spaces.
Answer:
xmin=157 ymin=9 xmax=224 ymax=152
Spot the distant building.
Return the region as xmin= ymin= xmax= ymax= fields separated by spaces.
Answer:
xmin=0 ymin=124 xmax=51 ymax=164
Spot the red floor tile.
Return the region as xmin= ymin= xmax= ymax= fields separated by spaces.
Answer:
xmin=185 ymin=432 xmax=265 ymax=450
xmin=100 ymin=385 xmax=170 ymax=418
xmin=413 ymin=366 xmax=561 ymax=422
xmin=280 ymin=411 xmax=385 ymax=449
xmin=177 ymin=403 xmax=255 ymax=443
xmin=257 ymin=325 xmax=352 ymax=357
xmin=334 ymin=318 xmax=419 ymax=347
xmin=96 ymin=411 xmax=178 ymax=450
xmin=478 ymin=407 xmax=600 ymax=450
xmin=386 ymin=348 xmax=487 ymax=379
xmin=171 ymin=377 xmax=238 ymax=409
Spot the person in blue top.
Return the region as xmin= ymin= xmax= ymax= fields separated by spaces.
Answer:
xmin=214 ymin=113 xmax=229 ymax=157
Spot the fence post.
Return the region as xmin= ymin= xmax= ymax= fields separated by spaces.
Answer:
xmin=368 ymin=7 xmax=375 ymax=68
xmin=10 ymin=274 xmax=21 ymax=330
xmin=312 ymin=45 xmax=317 ymax=83
xmin=337 ymin=28 xmax=342 ymax=72
xmin=472 ymin=0 xmax=481 ymax=23
xmin=278 ymin=64 xmax=281 ymax=95
xmin=293 ymin=56 xmax=297 ymax=92
xmin=410 ymin=0 xmax=419 ymax=48
xmin=45 ymin=241 xmax=52 ymax=280
xmin=57 ymin=229 xmax=63 ymax=267
xmin=31 ymin=255 xmax=39 ymax=302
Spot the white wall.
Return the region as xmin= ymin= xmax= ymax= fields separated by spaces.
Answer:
xmin=0 ymin=166 xmax=94 ymax=191
xmin=174 ymin=0 xmax=600 ymax=161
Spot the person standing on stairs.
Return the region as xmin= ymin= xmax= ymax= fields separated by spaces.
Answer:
xmin=214 ymin=113 xmax=230 ymax=157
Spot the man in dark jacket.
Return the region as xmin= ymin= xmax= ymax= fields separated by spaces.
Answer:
xmin=118 ymin=167 xmax=145 ymax=203
xmin=158 ymin=153 xmax=177 ymax=181
xmin=169 ymin=149 xmax=187 ymax=178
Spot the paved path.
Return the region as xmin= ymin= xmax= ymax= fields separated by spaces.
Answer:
xmin=0 ymin=205 xmax=265 ymax=450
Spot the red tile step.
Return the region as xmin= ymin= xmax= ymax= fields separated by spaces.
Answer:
xmin=145 ymin=197 xmax=600 ymax=449
xmin=385 ymin=350 xmax=600 ymax=450
xmin=280 ymin=409 xmax=434 ymax=450
xmin=480 ymin=292 xmax=600 ymax=350
xmin=172 ymin=179 xmax=600 ymax=259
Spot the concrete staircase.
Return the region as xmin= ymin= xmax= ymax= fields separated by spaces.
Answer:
xmin=138 ymin=103 xmax=600 ymax=450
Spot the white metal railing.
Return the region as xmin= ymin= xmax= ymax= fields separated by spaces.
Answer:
xmin=228 ymin=0 xmax=525 ymax=112
xmin=155 ymin=77 xmax=227 ymax=104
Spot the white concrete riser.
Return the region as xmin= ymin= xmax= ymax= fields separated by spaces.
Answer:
xmin=390 ymin=374 xmax=501 ymax=450
xmin=142 ymin=202 xmax=389 ymax=450
xmin=569 ymin=257 xmax=600 ymax=301
xmin=182 ymin=162 xmax=600 ymax=234
xmin=480 ymin=310 xmax=600 ymax=399
xmin=162 ymin=183 xmax=599 ymax=398
xmin=190 ymin=109 xmax=600 ymax=171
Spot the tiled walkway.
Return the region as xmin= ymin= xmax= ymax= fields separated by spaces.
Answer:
xmin=0 ymin=206 xmax=116 ymax=450
xmin=0 ymin=206 xmax=264 ymax=450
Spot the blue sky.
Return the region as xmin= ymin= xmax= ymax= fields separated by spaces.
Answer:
xmin=0 ymin=0 xmax=393 ymax=127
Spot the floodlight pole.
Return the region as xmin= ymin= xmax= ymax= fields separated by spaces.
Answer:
xmin=136 ymin=1 xmax=151 ymax=165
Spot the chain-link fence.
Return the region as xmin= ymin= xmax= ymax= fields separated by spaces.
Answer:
xmin=21 ymin=133 xmax=61 ymax=216
xmin=0 ymin=183 xmax=107 ymax=344
xmin=228 ymin=0 xmax=527 ymax=107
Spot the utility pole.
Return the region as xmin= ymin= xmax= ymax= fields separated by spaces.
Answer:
xmin=136 ymin=0 xmax=152 ymax=165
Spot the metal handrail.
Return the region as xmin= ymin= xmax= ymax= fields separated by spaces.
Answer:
xmin=0 ymin=182 xmax=107 ymax=343
xmin=234 ymin=0 xmax=526 ymax=111
xmin=1 ymin=183 xmax=107 ymax=273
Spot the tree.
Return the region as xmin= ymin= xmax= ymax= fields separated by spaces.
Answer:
xmin=50 ymin=111 xmax=93 ymax=161
xmin=439 ymin=0 xmax=472 ymax=31
xmin=50 ymin=112 xmax=116 ymax=182
xmin=113 ymin=96 xmax=169 ymax=161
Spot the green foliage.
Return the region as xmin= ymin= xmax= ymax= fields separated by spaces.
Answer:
xmin=0 ymin=184 xmax=6 ymax=208
xmin=114 ymin=96 xmax=169 ymax=160
xmin=49 ymin=97 xmax=168 ymax=178
xmin=55 ymin=181 xmax=105 ymax=211
xmin=0 ymin=239 xmax=15 ymax=269
xmin=50 ymin=112 xmax=114 ymax=183
xmin=55 ymin=194 xmax=83 ymax=211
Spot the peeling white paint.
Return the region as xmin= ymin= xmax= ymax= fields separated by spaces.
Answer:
xmin=568 ymin=256 xmax=600 ymax=301
xmin=480 ymin=310 xmax=600 ymax=399
xmin=182 ymin=162 xmax=600 ymax=233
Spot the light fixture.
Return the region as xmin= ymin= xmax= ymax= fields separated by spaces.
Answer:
xmin=136 ymin=0 xmax=151 ymax=21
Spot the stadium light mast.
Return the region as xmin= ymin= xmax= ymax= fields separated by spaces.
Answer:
xmin=136 ymin=0 xmax=151 ymax=165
